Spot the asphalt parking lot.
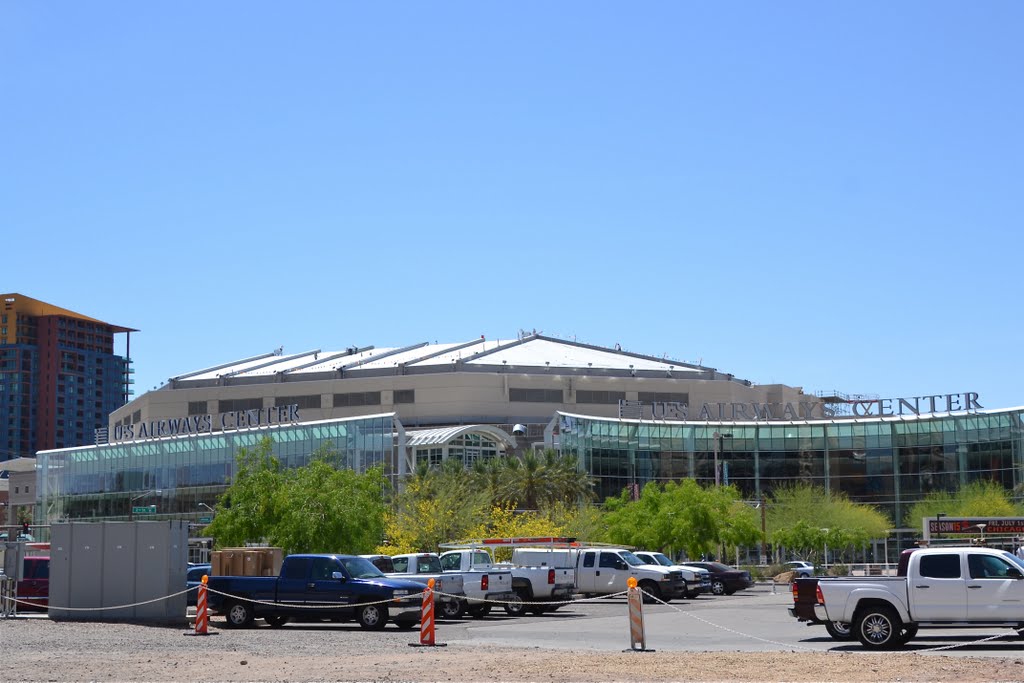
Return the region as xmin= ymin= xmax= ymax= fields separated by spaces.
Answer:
xmin=421 ymin=586 xmax=1024 ymax=658
xmin=16 ymin=583 xmax=1024 ymax=660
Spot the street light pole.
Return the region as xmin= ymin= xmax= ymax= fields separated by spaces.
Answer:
xmin=128 ymin=490 xmax=161 ymax=522
xmin=713 ymin=432 xmax=720 ymax=486
xmin=821 ymin=528 xmax=830 ymax=569
xmin=760 ymin=496 xmax=768 ymax=565
xmin=712 ymin=431 xmax=732 ymax=487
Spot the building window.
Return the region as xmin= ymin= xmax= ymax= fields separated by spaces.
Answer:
xmin=219 ymin=398 xmax=263 ymax=412
xmin=132 ymin=410 xmax=141 ymax=423
xmin=509 ymin=388 xmax=563 ymax=403
xmin=394 ymin=389 xmax=415 ymax=404
xmin=333 ymin=392 xmax=381 ymax=407
xmin=576 ymin=390 xmax=625 ymax=404
xmin=275 ymin=395 xmax=322 ymax=410
xmin=188 ymin=401 xmax=208 ymax=416
xmin=638 ymin=392 xmax=689 ymax=404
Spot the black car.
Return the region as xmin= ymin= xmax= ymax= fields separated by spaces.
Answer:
xmin=685 ymin=561 xmax=754 ymax=595
xmin=186 ymin=564 xmax=212 ymax=607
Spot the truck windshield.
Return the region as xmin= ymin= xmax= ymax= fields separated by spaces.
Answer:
xmin=340 ymin=557 xmax=386 ymax=579
xmin=646 ymin=553 xmax=672 ymax=566
xmin=416 ymin=555 xmax=442 ymax=573
xmin=620 ymin=551 xmax=644 ymax=567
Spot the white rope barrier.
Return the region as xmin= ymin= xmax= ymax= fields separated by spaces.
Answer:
xmin=4 ymin=578 xmax=1020 ymax=656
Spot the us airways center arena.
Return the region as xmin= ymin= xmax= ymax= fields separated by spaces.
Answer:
xmin=28 ymin=334 xmax=1023 ymax=550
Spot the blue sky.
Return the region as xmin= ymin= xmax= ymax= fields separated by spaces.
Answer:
xmin=3 ymin=2 xmax=1021 ymax=410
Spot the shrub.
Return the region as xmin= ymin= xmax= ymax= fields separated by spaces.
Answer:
xmin=741 ymin=565 xmax=768 ymax=581
xmin=826 ymin=564 xmax=849 ymax=577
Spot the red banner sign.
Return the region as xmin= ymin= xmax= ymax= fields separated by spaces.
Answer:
xmin=928 ymin=518 xmax=1024 ymax=535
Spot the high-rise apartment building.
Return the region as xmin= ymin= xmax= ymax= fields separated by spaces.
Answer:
xmin=0 ymin=294 xmax=136 ymax=461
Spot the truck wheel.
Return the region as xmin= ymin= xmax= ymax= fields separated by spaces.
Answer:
xmin=639 ymin=581 xmax=662 ymax=604
xmin=824 ymin=621 xmax=853 ymax=640
xmin=504 ymin=589 xmax=529 ymax=616
xmin=855 ymin=605 xmax=903 ymax=649
xmin=439 ymin=599 xmax=465 ymax=619
xmin=224 ymin=601 xmax=255 ymax=628
xmin=356 ymin=603 xmax=388 ymax=630
xmin=264 ymin=615 xmax=288 ymax=628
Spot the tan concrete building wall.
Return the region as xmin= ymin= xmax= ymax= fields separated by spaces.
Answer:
xmin=110 ymin=372 xmax=821 ymax=432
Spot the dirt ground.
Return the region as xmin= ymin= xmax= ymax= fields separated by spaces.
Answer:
xmin=3 ymin=618 xmax=1023 ymax=682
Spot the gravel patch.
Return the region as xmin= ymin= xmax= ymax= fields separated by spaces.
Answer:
xmin=2 ymin=617 xmax=1023 ymax=682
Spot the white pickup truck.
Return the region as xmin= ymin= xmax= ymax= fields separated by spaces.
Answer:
xmin=361 ymin=553 xmax=469 ymax=619
xmin=437 ymin=549 xmax=516 ymax=617
xmin=514 ymin=546 xmax=688 ymax=604
xmin=812 ymin=546 xmax=1024 ymax=649
xmin=634 ymin=551 xmax=712 ymax=598
xmin=441 ymin=538 xmax=579 ymax=616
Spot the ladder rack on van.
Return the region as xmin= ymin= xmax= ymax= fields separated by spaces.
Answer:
xmin=439 ymin=537 xmax=628 ymax=550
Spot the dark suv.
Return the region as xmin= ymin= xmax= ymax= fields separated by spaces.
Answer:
xmin=685 ymin=561 xmax=754 ymax=595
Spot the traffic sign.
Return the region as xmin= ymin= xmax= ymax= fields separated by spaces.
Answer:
xmin=199 ymin=516 xmax=212 ymax=524
xmin=132 ymin=505 xmax=157 ymax=514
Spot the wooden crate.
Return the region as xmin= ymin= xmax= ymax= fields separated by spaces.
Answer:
xmin=243 ymin=550 xmax=264 ymax=576
xmin=266 ymin=548 xmax=284 ymax=575
xmin=218 ymin=549 xmax=245 ymax=577
xmin=210 ymin=550 xmax=223 ymax=576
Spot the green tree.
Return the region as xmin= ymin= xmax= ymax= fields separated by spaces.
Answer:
xmin=495 ymin=448 xmax=595 ymax=512
xmin=205 ymin=437 xmax=284 ymax=548
xmin=206 ymin=437 xmax=389 ymax=554
xmin=601 ymin=480 xmax=759 ymax=559
xmin=547 ymin=501 xmax=609 ymax=543
xmin=541 ymin=450 xmax=595 ymax=508
xmin=272 ymin=456 xmax=388 ymax=554
xmin=902 ymin=480 xmax=1021 ymax=529
xmin=382 ymin=457 xmax=491 ymax=553
xmin=768 ymin=484 xmax=891 ymax=563
xmin=383 ymin=451 xmax=598 ymax=553
xmin=508 ymin=450 xmax=549 ymax=511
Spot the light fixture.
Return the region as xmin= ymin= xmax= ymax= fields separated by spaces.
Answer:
xmin=128 ymin=490 xmax=162 ymax=521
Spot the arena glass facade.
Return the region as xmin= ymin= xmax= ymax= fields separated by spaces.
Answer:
xmin=35 ymin=414 xmax=397 ymax=526
xmin=551 ymin=407 xmax=1024 ymax=527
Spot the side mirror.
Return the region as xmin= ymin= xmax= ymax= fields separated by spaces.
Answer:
xmin=332 ymin=571 xmax=345 ymax=581
xmin=1007 ymin=567 xmax=1023 ymax=580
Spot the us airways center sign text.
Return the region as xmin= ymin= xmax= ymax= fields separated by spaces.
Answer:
xmin=619 ymin=392 xmax=982 ymax=421
xmin=112 ymin=404 xmax=301 ymax=441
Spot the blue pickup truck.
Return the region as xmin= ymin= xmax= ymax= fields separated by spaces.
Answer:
xmin=206 ymin=554 xmax=427 ymax=630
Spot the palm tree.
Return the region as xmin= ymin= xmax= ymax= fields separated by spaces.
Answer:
xmin=542 ymin=450 xmax=595 ymax=507
xmin=470 ymin=457 xmax=512 ymax=507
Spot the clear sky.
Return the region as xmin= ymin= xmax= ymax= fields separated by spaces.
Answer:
xmin=3 ymin=2 xmax=1021 ymax=410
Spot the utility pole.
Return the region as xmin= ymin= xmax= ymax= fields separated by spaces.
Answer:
xmin=760 ymin=497 xmax=768 ymax=565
